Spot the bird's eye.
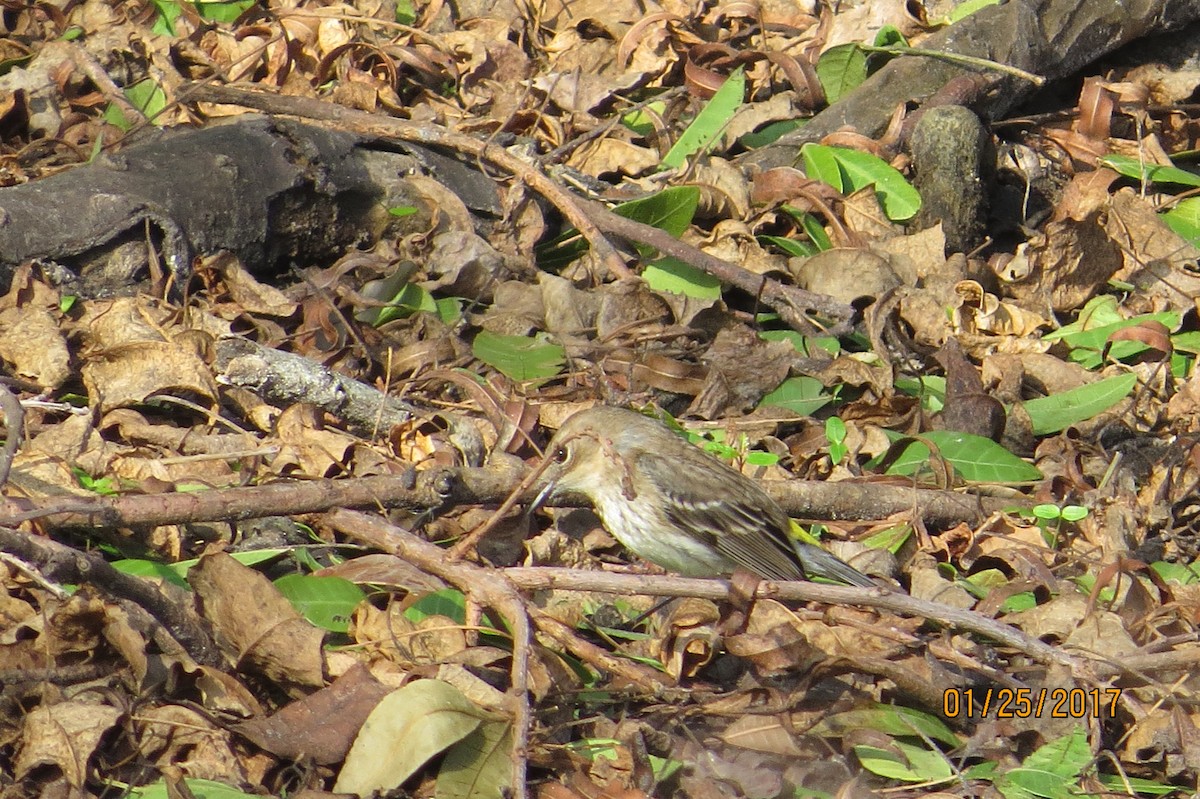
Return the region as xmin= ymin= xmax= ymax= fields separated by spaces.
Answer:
xmin=552 ymin=445 xmax=569 ymax=464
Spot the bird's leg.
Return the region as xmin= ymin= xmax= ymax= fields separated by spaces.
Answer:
xmin=718 ymin=568 xmax=762 ymax=635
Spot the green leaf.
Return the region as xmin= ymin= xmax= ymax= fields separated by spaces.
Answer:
xmin=1020 ymin=373 xmax=1138 ymax=435
xmin=621 ymin=102 xmax=666 ymax=136
xmin=800 ymin=142 xmax=843 ymax=188
xmin=1043 ymin=302 xmax=1176 ymax=359
xmin=860 ymin=523 xmax=913 ymax=554
xmin=759 ymin=376 xmax=836 ymax=415
xmin=800 ymin=143 xmax=922 ymax=220
xmin=1153 ymin=560 xmax=1200 ymax=584
xmin=995 ymin=767 xmax=1078 ymax=799
xmin=273 ymin=574 xmax=365 ymax=633
xmin=777 ymin=207 xmax=833 ymax=253
xmin=104 ymin=79 xmax=168 ymax=131
xmin=797 ymin=209 xmax=833 ymax=250
xmin=817 ymin=705 xmax=960 ymax=746
xmin=615 ymin=186 xmax=700 ymax=238
xmin=436 ymin=719 xmax=513 ymax=799
xmin=149 ymin=0 xmax=181 ymax=35
xmin=642 ymin=257 xmax=721 ymax=299
xmin=1095 ymin=775 xmax=1178 ymax=796
xmin=853 ymin=741 xmax=955 ymax=782
xmin=405 ymin=588 xmax=468 ymax=625
xmin=130 ymin=779 xmax=258 ymax=799
xmin=872 ymin=25 xmax=908 ymax=48
xmin=1032 ymin=504 xmax=1064 ymax=521
xmin=1022 ymin=726 xmax=1091 ymax=776
xmin=1163 ymin=196 xmax=1200 ymax=246
xmin=760 ymin=234 xmax=817 ymax=257
xmin=472 ymin=331 xmax=564 ymax=382
xmin=334 ymin=680 xmax=491 ymax=795
xmin=1060 ymin=505 xmax=1088 ymax=522
xmin=75 ymin=468 xmax=119 ymax=495
xmin=436 ymin=297 xmax=463 ymax=324
xmin=894 ymin=375 xmax=946 ymax=412
xmin=369 ymin=282 xmax=440 ymax=326
xmin=743 ymin=450 xmax=780 ymax=467
xmin=111 ymin=559 xmax=191 ymax=590
xmin=661 ymin=67 xmax=745 ymax=170
xmin=759 ymin=330 xmax=840 ymax=356
xmin=877 ymin=430 xmax=1043 ymax=483
xmin=739 ymin=119 xmax=804 ymax=148
xmin=395 ymin=0 xmax=416 ymax=24
xmin=536 ymin=187 xmax=699 ymax=270
xmin=113 ymin=549 xmax=293 ymax=587
xmin=1100 ymin=153 xmax=1200 ymax=188
xmin=816 ymin=44 xmax=868 ymax=104
xmin=1000 ymin=592 xmax=1038 ymax=613
xmin=947 ymin=0 xmax=1002 ymax=23
xmin=195 ymin=0 xmax=256 ymax=23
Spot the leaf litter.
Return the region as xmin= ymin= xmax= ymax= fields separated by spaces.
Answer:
xmin=0 ymin=0 xmax=1199 ymax=797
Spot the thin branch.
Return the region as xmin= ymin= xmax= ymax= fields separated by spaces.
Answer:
xmin=0 ymin=382 xmax=23 ymax=488
xmin=858 ymin=44 xmax=1045 ymax=86
xmin=502 ymin=567 xmax=1089 ymax=673
xmin=0 ymin=526 xmax=221 ymax=666
xmin=0 ymin=466 xmax=1019 ymax=535
xmin=325 ymin=509 xmax=533 ymax=799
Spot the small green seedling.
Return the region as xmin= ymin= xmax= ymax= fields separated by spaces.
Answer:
xmin=1028 ymin=503 xmax=1089 ymax=548
xmin=826 ymin=416 xmax=849 ymax=465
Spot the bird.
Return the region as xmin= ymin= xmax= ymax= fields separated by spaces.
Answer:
xmin=532 ymin=406 xmax=876 ymax=587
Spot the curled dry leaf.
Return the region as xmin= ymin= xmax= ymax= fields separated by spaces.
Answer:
xmin=190 ymin=553 xmax=327 ymax=694
xmin=15 ymin=702 xmax=122 ymax=786
xmin=0 ymin=265 xmax=69 ymax=389
xmin=658 ymin=597 xmax=721 ymax=680
xmin=951 ymin=279 xmax=1049 ymax=337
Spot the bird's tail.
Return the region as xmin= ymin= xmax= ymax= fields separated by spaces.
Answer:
xmin=793 ymin=542 xmax=877 ymax=587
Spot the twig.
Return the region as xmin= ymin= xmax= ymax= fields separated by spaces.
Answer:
xmin=325 ymin=509 xmax=533 ymax=799
xmin=527 ymin=606 xmax=671 ymax=693
xmin=0 ymin=465 xmax=1019 ymax=533
xmin=179 ymin=83 xmax=857 ymax=334
xmin=0 ymin=382 xmax=23 ymax=487
xmin=0 ymin=526 xmax=221 ymax=666
xmin=579 ymin=196 xmax=856 ymax=334
xmin=857 ymin=44 xmax=1045 ymax=86
xmin=447 ymin=447 xmax=554 ymax=560
xmin=502 ymin=567 xmax=1088 ymax=673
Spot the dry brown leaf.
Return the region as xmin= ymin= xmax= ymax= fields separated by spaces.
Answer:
xmin=690 ymin=219 xmax=786 ymax=275
xmin=567 ymin=137 xmax=659 ymax=178
xmin=997 ymin=209 xmax=1123 ymax=313
xmin=190 ymin=552 xmax=327 ymax=693
xmin=273 ymin=403 xmax=356 ymax=477
xmin=657 ymin=597 xmax=720 ymax=680
xmin=136 ymin=704 xmax=253 ymax=782
xmin=14 ymin=701 xmax=122 ymax=786
xmin=0 ymin=266 xmax=69 ymax=389
xmin=352 ymin=601 xmax=467 ymax=666
xmin=80 ymin=339 xmax=219 ymax=412
xmin=202 ymin=252 xmax=299 ymax=317
xmin=792 ymin=248 xmax=901 ymax=304
xmin=234 ymin=664 xmax=391 ymax=764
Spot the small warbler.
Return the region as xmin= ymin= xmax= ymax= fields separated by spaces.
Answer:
xmin=533 ymin=407 xmax=875 ymax=587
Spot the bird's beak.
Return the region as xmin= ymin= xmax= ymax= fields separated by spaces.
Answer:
xmin=528 ymin=473 xmax=559 ymax=516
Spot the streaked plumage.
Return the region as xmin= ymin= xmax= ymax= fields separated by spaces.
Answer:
xmin=533 ymin=407 xmax=875 ymax=587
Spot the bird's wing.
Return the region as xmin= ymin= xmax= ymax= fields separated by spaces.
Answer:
xmin=634 ymin=448 xmax=805 ymax=581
